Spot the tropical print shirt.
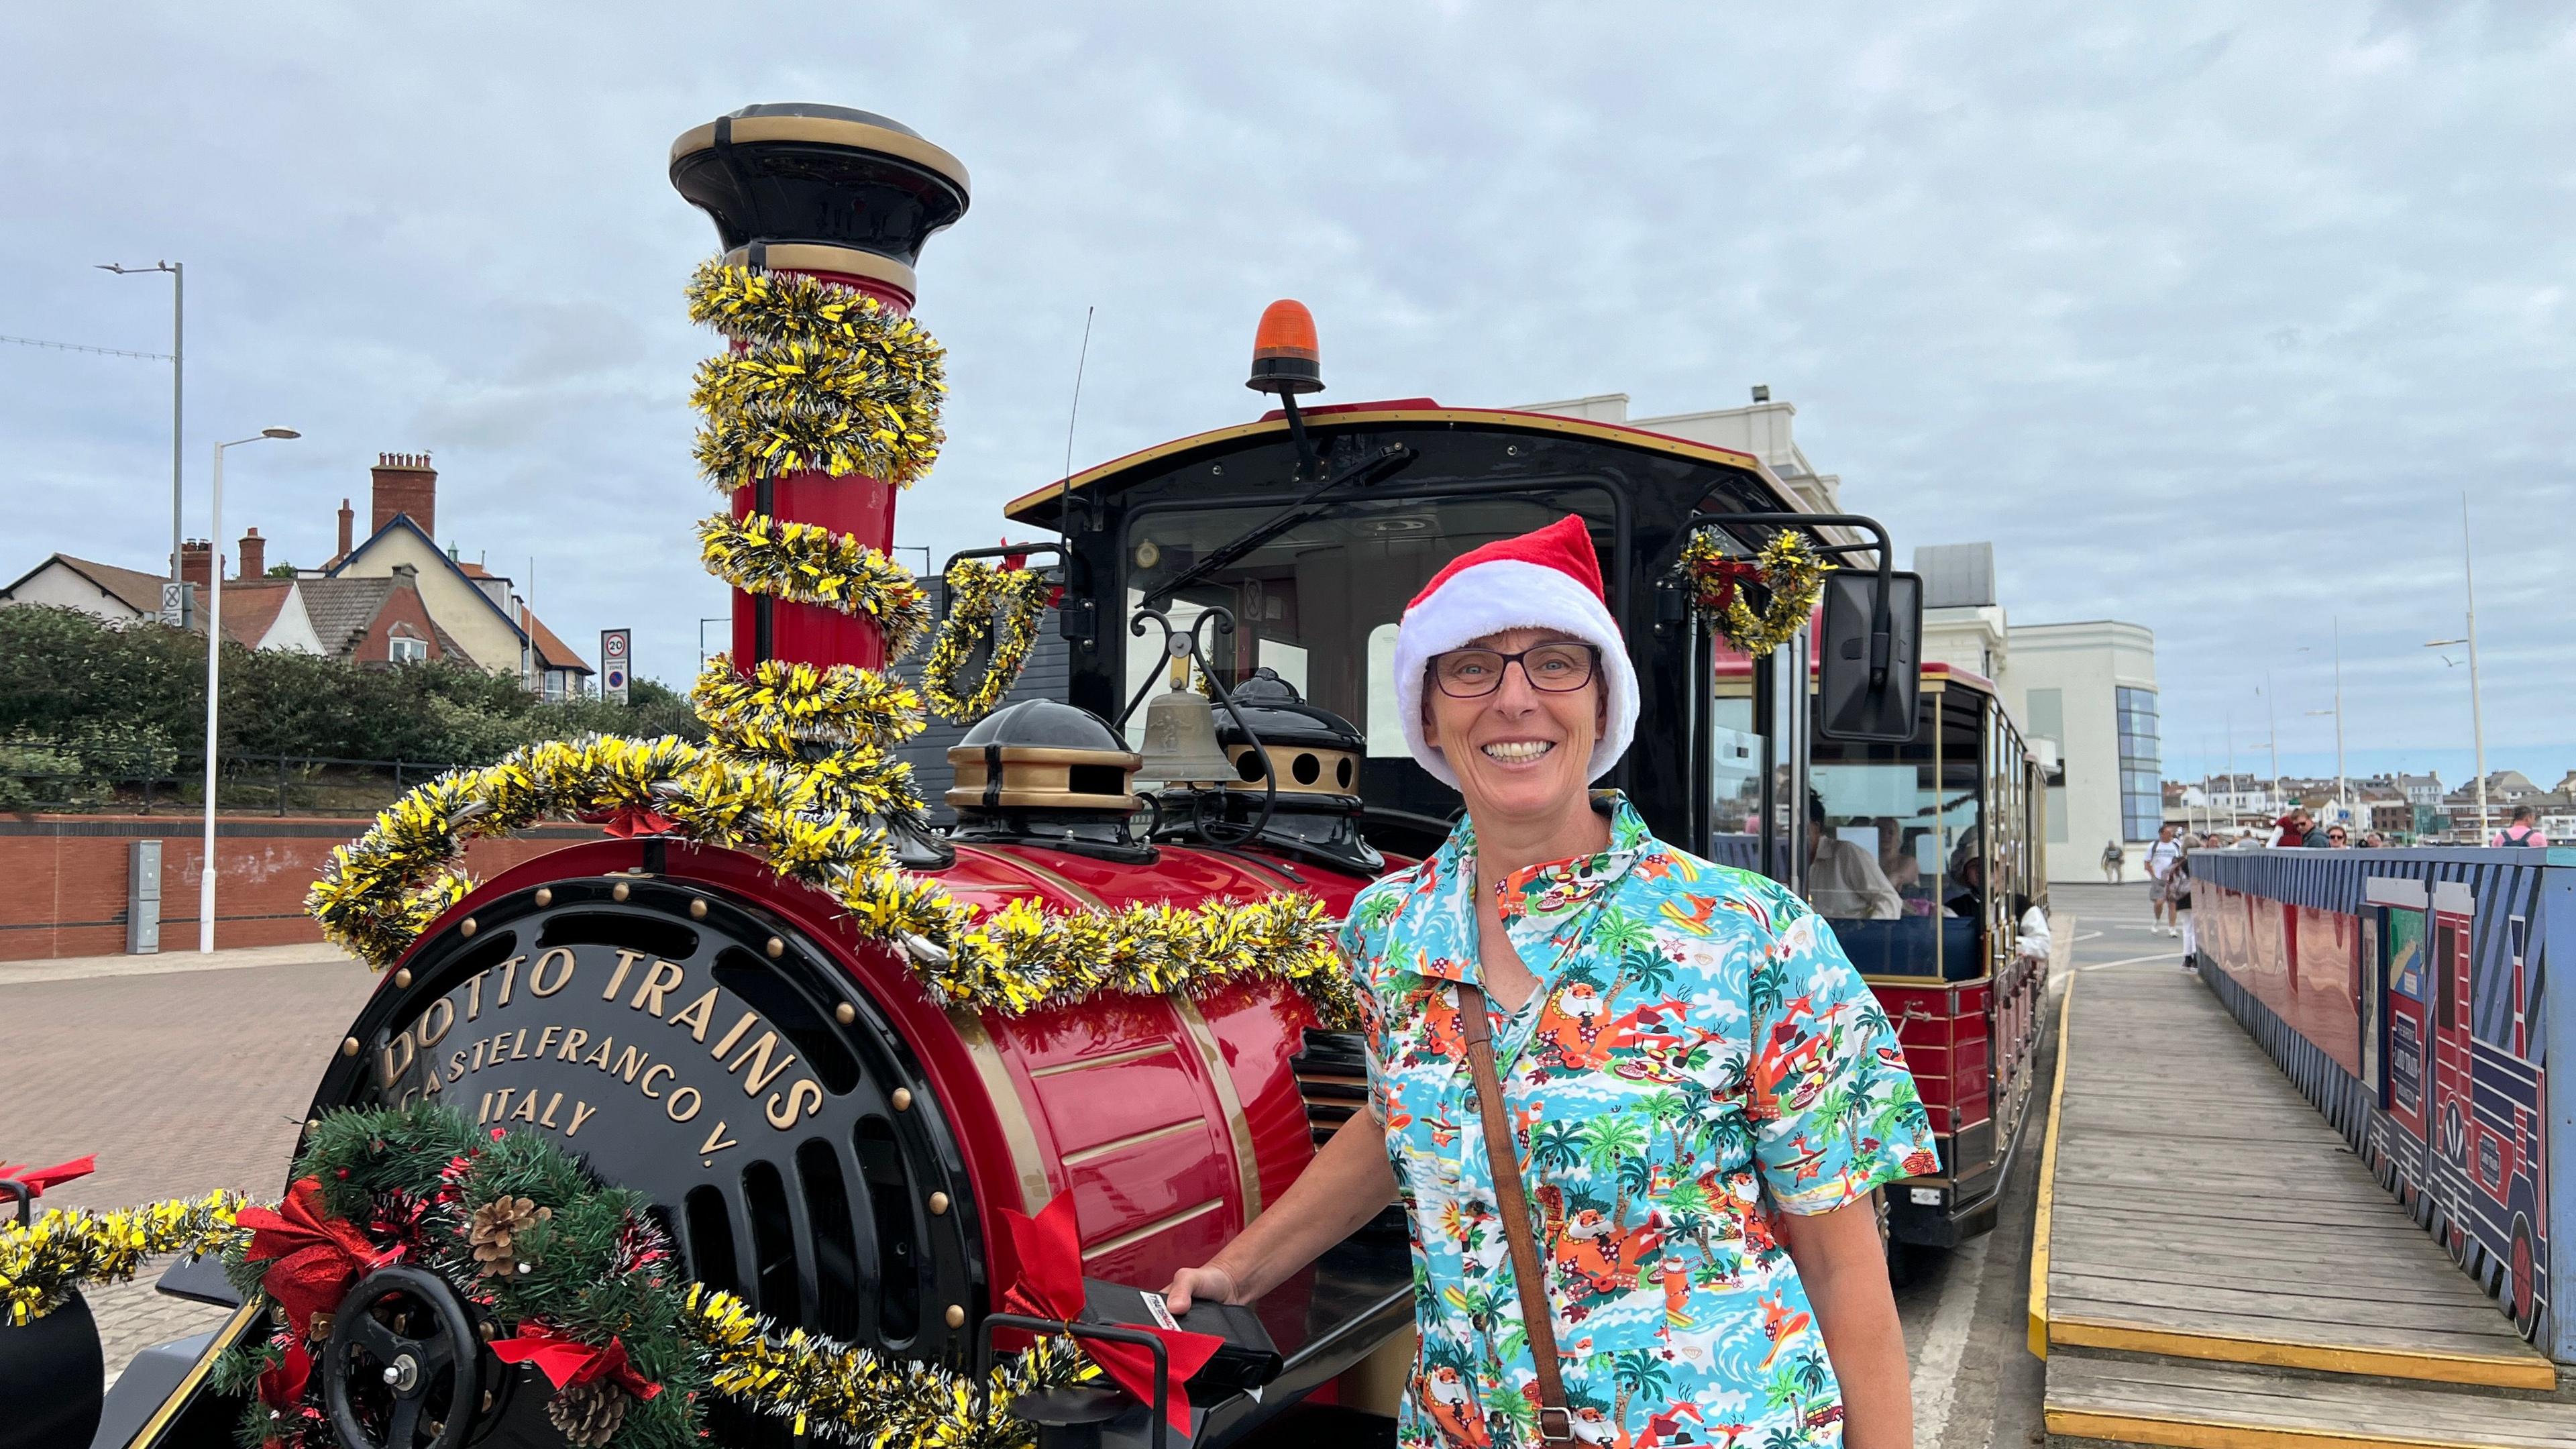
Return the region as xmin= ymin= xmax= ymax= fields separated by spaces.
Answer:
xmin=1340 ymin=796 xmax=1936 ymax=1449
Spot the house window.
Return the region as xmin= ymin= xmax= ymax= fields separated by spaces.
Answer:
xmin=389 ymin=629 xmax=428 ymax=664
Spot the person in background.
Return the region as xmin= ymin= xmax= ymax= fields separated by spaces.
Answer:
xmin=1811 ymin=796 xmax=1901 ymax=920
xmin=2144 ymin=822 xmax=2186 ymax=938
xmin=2364 ymin=830 xmax=2390 ymax=848
xmin=2012 ymin=892 xmax=2052 ymax=969
xmin=2268 ymin=809 xmax=2313 ymax=847
xmin=2322 ymin=824 xmax=2351 ymax=847
xmin=1876 ymin=816 xmax=1922 ymax=896
xmin=2169 ymin=849 xmax=2197 ymax=970
xmin=2493 ymin=805 xmax=2547 ymax=847
xmin=2100 ymin=839 xmax=2125 ymax=883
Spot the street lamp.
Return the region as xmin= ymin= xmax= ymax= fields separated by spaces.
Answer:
xmin=2298 ymin=616 xmax=2347 ymax=824
xmin=199 ymin=427 xmax=300 ymax=951
xmin=97 ymin=262 xmax=184 ymax=597
xmin=2425 ymin=635 xmax=2487 ymax=841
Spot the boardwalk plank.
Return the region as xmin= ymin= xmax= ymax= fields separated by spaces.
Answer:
xmin=2047 ymin=1352 xmax=2576 ymax=1447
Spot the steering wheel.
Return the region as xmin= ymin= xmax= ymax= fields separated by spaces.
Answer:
xmin=323 ymin=1266 xmax=482 ymax=1449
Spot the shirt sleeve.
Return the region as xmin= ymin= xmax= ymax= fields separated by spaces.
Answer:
xmin=1749 ymin=894 xmax=1939 ymax=1214
xmin=1337 ymin=897 xmax=1389 ymax=1124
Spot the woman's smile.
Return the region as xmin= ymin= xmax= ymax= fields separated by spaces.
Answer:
xmin=1479 ymin=738 xmax=1558 ymax=765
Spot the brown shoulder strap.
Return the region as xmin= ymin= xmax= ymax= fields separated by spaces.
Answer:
xmin=1455 ymin=982 xmax=1573 ymax=1445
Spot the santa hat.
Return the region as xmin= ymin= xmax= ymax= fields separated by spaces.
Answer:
xmin=1393 ymin=514 xmax=1638 ymax=789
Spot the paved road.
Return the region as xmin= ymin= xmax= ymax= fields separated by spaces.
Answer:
xmin=2 ymin=883 xmax=2183 ymax=1444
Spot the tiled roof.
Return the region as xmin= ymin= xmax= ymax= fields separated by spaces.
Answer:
xmin=296 ymin=576 xmax=394 ymax=657
xmin=12 ymin=554 xmax=170 ymax=615
xmin=525 ymin=611 xmax=592 ymax=674
xmin=220 ymin=580 xmax=292 ymax=645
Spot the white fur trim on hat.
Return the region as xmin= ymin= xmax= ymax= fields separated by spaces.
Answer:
xmin=1391 ymin=558 xmax=1638 ymax=789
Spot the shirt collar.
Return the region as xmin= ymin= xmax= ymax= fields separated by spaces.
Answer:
xmin=1411 ymin=793 xmax=1658 ymax=983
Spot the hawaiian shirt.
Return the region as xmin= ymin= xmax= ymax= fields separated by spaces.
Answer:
xmin=1339 ymin=796 xmax=1936 ymax=1449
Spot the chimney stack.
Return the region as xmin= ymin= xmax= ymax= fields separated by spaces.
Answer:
xmin=237 ymin=527 xmax=266 ymax=580
xmin=177 ymin=539 xmax=214 ymax=592
xmin=337 ymin=498 xmax=354 ymax=562
xmin=370 ymin=452 xmax=437 ymax=540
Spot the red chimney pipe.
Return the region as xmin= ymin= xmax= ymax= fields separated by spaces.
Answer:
xmin=337 ymin=498 xmax=355 ymax=563
xmin=177 ymin=539 xmax=214 ymax=592
xmin=671 ymin=105 xmax=969 ymax=674
xmin=237 ymin=527 xmax=266 ymax=580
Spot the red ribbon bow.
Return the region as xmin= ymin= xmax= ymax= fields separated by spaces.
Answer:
xmin=0 ymin=1155 xmax=96 ymax=1197
xmin=256 ymin=1337 xmax=312 ymax=1411
xmin=587 ymin=804 xmax=676 ymax=839
xmin=233 ymin=1177 xmax=399 ymax=1338
xmin=490 ymin=1323 xmax=661 ymax=1401
xmin=996 ymin=1197 xmax=1223 ymax=1436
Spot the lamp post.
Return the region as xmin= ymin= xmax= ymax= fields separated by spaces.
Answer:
xmin=2425 ymin=499 xmax=2489 ymax=843
xmin=2298 ymin=616 xmax=2347 ymax=824
xmin=97 ymin=262 xmax=184 ymax=597
xmin=199 ymin=427 xmax=301 ymax=951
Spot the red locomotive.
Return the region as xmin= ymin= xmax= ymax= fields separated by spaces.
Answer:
xmin=21 ymin=101 xmax=2040 ymax=1449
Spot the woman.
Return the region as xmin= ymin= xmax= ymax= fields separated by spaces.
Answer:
xmin=1163 ymin=517 xmax=1933 ymax=1449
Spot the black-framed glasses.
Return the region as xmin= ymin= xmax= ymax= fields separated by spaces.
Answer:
xmin=1429 ymin=643 xmax=1599 ymax=698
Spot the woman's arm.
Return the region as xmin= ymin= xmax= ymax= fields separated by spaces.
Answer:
xmin=1779 ymin=1199 xmax=1910 ymax=1449
xmin=1162 ymin=1108 xmax=1393 ymax=1311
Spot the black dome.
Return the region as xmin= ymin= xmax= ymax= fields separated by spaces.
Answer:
xmin=959 ymin=699 xmax=1127 ymax=753
xmin=1213 ymin=669 xmax=1364 ymax=753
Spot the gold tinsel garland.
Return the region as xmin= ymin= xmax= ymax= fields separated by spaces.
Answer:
xmin=684 ymin=1284 xmax=1093 ymax=1446
xmin=697 ymin=511 xmax=933 ymax=657
xmin=686 ymin=262 xmax=947 ymax=491
xmin=922 ymin=558 xmax=1054 ymax=723
xmin=1 ymin=1191 xmax=246 ymax=1326
xmin=303 ymin=735 xmax=1356 ymax=1026
xmin=1680 ymin=529 xmax=1832 ymax=658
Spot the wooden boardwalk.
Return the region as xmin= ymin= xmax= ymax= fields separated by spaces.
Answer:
xmin=2033 ymin=965 xmax=2575 ymax=1447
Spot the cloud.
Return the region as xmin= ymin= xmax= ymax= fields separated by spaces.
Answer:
xmin=1 ymin=1 xmax=2567 ymax=779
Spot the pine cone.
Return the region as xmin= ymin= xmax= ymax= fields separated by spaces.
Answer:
xmin=467 ymin=1195 xmax=551 ymax=1277
xmin=546 ymin=1379 xmax=626 ymax=1446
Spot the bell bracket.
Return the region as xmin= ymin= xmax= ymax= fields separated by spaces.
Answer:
xmin=1116 ymin=605 xmax=1277 ymax=849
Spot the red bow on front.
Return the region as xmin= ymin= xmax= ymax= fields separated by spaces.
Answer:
xmin=587 ymin=804 xmax=676 ymax=839
xmin=233 ymin=1177 xmax=398 ymax=1338
xmin=490 ymin=1323 xmax=661 ymax=1401
xmin=996 ymin=1197 xmax=1223 ymax=1436
xmin=0 ymin=1155 xmax=96 ymax=1197
xmin=256 ymin=1337 xmax=312 ymax=1411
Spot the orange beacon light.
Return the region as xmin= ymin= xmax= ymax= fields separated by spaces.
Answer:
xmin=1247 ymin=299 xmax=1323 ymax=396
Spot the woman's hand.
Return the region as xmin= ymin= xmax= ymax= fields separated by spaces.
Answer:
xmin=1779 ymin=1195 xmax=1910 ymax=1449
xmin=1159 ymin=1264 xmax=1240 ymax=1315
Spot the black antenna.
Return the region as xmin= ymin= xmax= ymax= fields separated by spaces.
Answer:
xmin=1057 ymin=305 xmax=1095 ymax=558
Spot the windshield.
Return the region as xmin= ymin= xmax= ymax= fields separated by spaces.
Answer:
xmin=1122 ymin=486 xmax=1617 ymax=821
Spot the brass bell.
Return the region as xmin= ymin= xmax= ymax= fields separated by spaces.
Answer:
xmin=1136 ymin=649 xmax=1239 ymax=788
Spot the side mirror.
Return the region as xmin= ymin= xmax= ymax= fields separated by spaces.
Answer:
xmin=1816 ymin=570 xmax=1921 ymax=741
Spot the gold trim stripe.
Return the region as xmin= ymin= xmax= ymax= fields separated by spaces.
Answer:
xmin=720 ymin=243 xmax=917 ymax=299
xmin=2047 ymin=1316 xmax=2559 ymax=1391
xmin=1001 ymin=408 xmax=1778 ymax=522
xmin=979 ymin=851 xmax=1108 ymax=910
xmin=1174 ymin=994 xmax=1264 ymax=1221
xmin=1079 ymin=1198 xmax=1225 ymax=1261
xmin=671 ymin=115 xmax=971 ymax=194
xmin=1061 ymin=1118 xmax=1203 ymax=1167
xmin=2044 ymin=1405 xmax=2528 ymax=1449
xmin=1028 ymin=1042 xmax=1178 ymax=1078
xmin=128 ymin=1297 xmax=263 ymax=1448
xmin=2028 ymin=973 xmax=2074 ymax=1359
xmin=951 ymin=1008 xmax=1053 ymax=1212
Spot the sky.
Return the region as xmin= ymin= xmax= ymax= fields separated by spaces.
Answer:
xmin=1 ymin=2 xmax=2567 ymax=788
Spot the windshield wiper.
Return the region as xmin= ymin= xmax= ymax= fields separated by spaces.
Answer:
xmin=1141 ymin=441 xmax=1417 ymax=608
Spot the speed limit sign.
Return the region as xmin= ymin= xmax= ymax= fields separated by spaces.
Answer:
xmin=600 ymin=629 xmax=631 ymax=702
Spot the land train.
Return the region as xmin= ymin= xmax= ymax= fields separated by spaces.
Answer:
xmin=28 ymin=103 xmax=2043 ymax=1449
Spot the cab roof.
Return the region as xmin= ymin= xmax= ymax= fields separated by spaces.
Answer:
xmin=1001 ymin=400 xmax=1799 ymax=525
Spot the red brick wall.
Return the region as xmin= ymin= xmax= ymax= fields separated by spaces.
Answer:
xmin=370 ymin=455 xmax=436 ymax=539
xmin=0 ymin=817 xmax=598 ymax=961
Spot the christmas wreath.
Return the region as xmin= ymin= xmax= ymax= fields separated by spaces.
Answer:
xmin=0 ymin=1106 xmax=1095 ymax=1449
xmin=1680 ymin=529 xmax=1831 ymax=658
xmin=922 ymin=557 xmax=1055 ymax=724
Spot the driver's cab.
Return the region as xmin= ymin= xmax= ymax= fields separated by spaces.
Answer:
xmin=999 ymin=400 xmax=1823 ymax=863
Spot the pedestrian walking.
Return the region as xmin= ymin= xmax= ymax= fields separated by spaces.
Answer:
xmin=2145 ymin=822 xmax=2186 ymax=936
xmin=2493 ymin=805 xmax=2547 ymax=847
xmin=2170 ymin=850 xmax=2197 ymax=969
xmin=2100 ymin=839 xmax=2125 ymax=884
